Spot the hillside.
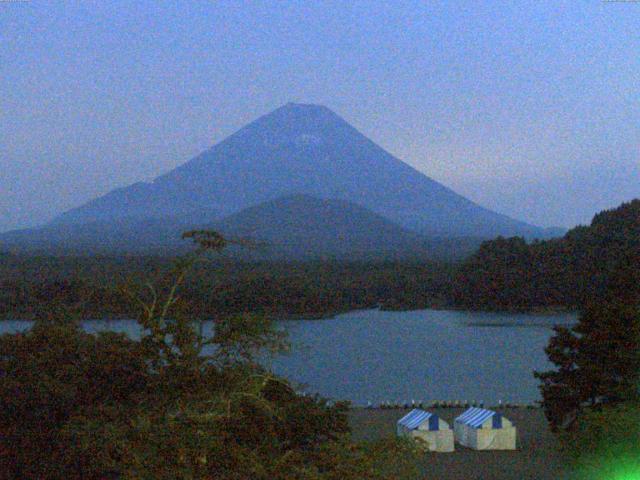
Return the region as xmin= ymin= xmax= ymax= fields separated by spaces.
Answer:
xmin=213 ymin=195 xmax=482 ymax=260
xmin=451 ymin=199 xmax=640 ymax=310
xmin=51 ymin=103 xmax=555 ymax=239
xmin=0 ymin=215 xmax=205 ymax=255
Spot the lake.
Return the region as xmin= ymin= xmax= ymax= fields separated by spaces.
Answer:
xmin=0 ymin=309 xmax=576 ymax=406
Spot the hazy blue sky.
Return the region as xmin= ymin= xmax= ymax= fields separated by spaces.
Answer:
xmin=1 ymin=0 xmax=639 ymax=232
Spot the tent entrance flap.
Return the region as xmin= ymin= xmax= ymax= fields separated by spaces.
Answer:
xmin=429 ymin=414 xmax=439 ymax=431
xmin=492 ymin=413 xmax=502 ymax=429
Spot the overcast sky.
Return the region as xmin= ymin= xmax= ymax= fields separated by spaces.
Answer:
xmin=1 ymin=0 xmax=639 ymax=232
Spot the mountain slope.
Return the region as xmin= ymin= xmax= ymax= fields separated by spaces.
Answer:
xmin=213 ymin=194 xmax=480 ymax=260
xmin=0 ymin=215 xmax=205 ymax=255
xmin=0 ymin=195 xmax=482 ymax=259
xmin=451 ymin=199 xmax=640 ymax=310
xmin=53 ymin=103 xmax=554 ymax=239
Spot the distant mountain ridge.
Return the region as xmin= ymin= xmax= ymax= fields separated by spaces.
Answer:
xmin=0 ymin=195 xmax=483 ymax=260
xmin=52 ymin=103 xmax=556 ymax=239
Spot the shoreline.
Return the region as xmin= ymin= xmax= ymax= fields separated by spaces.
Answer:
xmin=0 ymin=304 xmax=578 ymax=322
xmin=349 ymin=407 xmax=567 ymax=480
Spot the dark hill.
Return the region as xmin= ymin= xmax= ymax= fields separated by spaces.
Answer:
xmin=212 ymin=195 xmax=481 ymax=260
xmin=451 ymin=199 xmax=640 ymax=310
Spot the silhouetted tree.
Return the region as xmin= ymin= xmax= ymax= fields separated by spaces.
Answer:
xmin=536 ymin=255 xmax=640 ymax=431
xmin=0 ymin=232 xmax=424 ymax=479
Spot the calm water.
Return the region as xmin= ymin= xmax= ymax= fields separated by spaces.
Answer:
xmin=1 ymin=309 xmax=576 ymax=406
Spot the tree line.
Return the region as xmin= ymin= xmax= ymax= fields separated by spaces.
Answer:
xmin=452 ymin=200 xmax=640 ymax=311
xmin=1 ymin=200 xmax=638 ymax=320
xmin=0 ymin=258 xmax=455 ymax=320
xmin=531 ymin=201 xmax=640 ymax=476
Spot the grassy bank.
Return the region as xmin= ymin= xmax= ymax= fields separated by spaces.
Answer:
xmin=349 ymin=408 xmax=568 ymax=480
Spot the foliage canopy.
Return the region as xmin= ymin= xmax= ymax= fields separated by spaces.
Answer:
xmin=0 ymin=235 xmax=424 ymax=479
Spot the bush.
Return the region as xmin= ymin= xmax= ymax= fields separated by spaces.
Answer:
xmin=563 ymin=402 xmax=640 ymax=479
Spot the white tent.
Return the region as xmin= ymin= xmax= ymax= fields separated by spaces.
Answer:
xmin=396 ymin=409 xmax=454 ymax=452
xmin=454 ymin=407 xmax=516 ymax=450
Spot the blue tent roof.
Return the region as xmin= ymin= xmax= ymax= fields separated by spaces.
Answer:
xmin=397 ymin=409 xmax=440 ymax=431
xmin=455 ymin=408 xmax=502 ymax=429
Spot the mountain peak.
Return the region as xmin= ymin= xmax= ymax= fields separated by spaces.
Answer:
xmin=49 ymin=104 xmax=554 ymax=240
xmin=225 ymin=102 xmax=353 ymax=151
xmin=263 ymin=102 xmax=338 ymax=125
xmin=282 ymin=102 xmax=331 ymax=111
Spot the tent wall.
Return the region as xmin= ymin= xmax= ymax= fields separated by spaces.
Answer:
xmin=454 ymin=424 xmax=517 ymax=450
xmin=454 ymin=412 xmax=516 ymax=451
xmin=409 ymin=429 xmax=455 ymax=453
xmin=475 ymin=427 xmax=516 ymax=450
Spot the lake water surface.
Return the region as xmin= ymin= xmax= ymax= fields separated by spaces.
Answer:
xmin=1 ymin=309 xmax=576 ymax=406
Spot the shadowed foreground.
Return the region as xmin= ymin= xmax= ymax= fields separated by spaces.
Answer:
xmin=349 ymin=408 xmax=568 ymax=480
